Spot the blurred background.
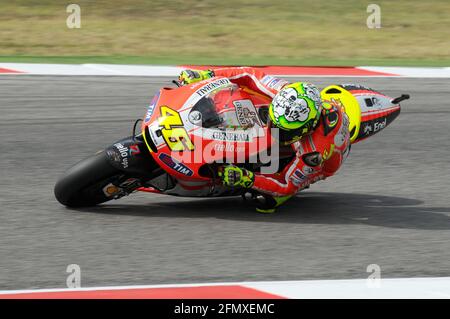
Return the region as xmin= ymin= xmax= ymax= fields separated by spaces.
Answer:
xmin=0 ymin=0 xmax=449 ymax=66
xmin=1 ymin=0 xmax=450 ymax=292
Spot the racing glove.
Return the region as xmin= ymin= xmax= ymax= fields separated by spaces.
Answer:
xmin=178 ymin=69 xmax=215 ymax=86
xmin=219 ymin=165 xmax=254 ymax=188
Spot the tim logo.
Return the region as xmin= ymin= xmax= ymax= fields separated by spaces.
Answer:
xmin=144 ymin=92 xmax=160 ymax=122
xmin=159 ymin=153 xmax=193 ymax=176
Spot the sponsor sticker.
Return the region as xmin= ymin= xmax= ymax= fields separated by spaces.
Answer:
xmin=301 ymin=165 xmax=316 ymax=176
xmin=363 ymin=123 xmax=373 ymax=135
xmin=362 ymin=117 xmax=387 ymax=136
xmin=112 ymin=143 xmax=141 ymax=169
xmin=188 ymin=110 xmax=203 ymax=125
xmin=261 ymin=75 xmax=275 ymax=85
xmin=102 ymin=183 xmax=120 ymax=197
xmin=261 ymin=75 xmax=288 ymax=90
xmin=294 ymin=169 xmax=307 ymax=180
xmin=373 ymin=118 xmax=387 ymax=132
xmin=291 ymin=169 xmax=307 ymax=186
xmin=233 ymin=99 xmax=262 ymax=127
xmin=144 ymin=92 xmax=160 ymax=123
xmin=213 ymin=143 xmax=245 ymax=153
xmin=129 ymin=144 xmax=141 ymax=155
xmin=211 ymin=130 xmax=250 ymax=142
xmin=195 ymin=78 xmax=231 ymax=98
xmin=158 ymin=153 xmax=194 ymax=176
xmin=261 ymin=75 xmax=289 ymax=91
xmin=114 ymin=143 xmax=129 ymax=169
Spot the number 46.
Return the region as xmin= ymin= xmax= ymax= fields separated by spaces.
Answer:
xmin=158 ymin=106 xmax=194 ymax=152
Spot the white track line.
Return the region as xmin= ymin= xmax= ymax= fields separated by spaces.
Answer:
xmin=360 ymin=66 xmax=450 ymax=78
xmin=245 ymin=277 xmax=450 ymax=299
xmin=1 ymin=277 xmax=449 ymax=298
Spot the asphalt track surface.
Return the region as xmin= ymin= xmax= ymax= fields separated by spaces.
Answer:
xmin=0 ymin=75 xmax=449 ymax=290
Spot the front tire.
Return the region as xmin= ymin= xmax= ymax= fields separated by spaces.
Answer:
xmin=54 ymin=151 xmax=124 ymax=207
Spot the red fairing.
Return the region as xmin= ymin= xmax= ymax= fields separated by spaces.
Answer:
xmin=141 ymin=74 xmax=276 ymax=185
xmin=141 ymin=67 xmax=349 ymax=198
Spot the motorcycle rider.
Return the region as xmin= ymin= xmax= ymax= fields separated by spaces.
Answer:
xmin=179 ymin=67 xmax=351 ymax=213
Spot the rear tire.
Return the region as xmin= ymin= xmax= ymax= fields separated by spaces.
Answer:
xmin=54 ymin=151 xmax=124 ymax=207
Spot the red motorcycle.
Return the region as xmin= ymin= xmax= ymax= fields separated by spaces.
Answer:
xmin=54 ymin=77 xmax=408 ymax=207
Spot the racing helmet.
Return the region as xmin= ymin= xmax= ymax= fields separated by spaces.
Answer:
xmin=269 ymin=82 xmax=322 ymax=144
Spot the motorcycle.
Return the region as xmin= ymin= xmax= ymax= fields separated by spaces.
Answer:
xmin=54 ymin=76 xmax=409 ymax=208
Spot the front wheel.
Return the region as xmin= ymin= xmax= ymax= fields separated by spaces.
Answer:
xmin=54 ymin=151 xmax=135 ymax=207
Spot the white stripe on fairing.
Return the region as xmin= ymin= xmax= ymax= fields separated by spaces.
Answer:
xmin=361 ymin=106 xmax=400 ymax=117
xmin=293 ymin=141 xmax=304 ymax=155
xmin=285 ymin=156 xmax=299 ymax=181
xmin=352 ymin=92 xmax=389 ymax=98
xmin=1 ymin=277 xmax=449 ymax=298
xmin=307 ymin=135 xmax=316 ymax=151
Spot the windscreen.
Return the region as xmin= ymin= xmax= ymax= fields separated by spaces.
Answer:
xmin=188 ymin=83 xmax=264 ymax=130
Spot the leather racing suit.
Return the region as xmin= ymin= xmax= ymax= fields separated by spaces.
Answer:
xmin=206 ymin=67 xmax=351 ymax=212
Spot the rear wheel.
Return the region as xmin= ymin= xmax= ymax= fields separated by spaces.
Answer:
xmin=54 ymin=151 xmax=135 ymax=207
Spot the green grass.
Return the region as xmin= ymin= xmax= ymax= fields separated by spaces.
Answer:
xmin=0 ymin=0 xmax=449 ymax=66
